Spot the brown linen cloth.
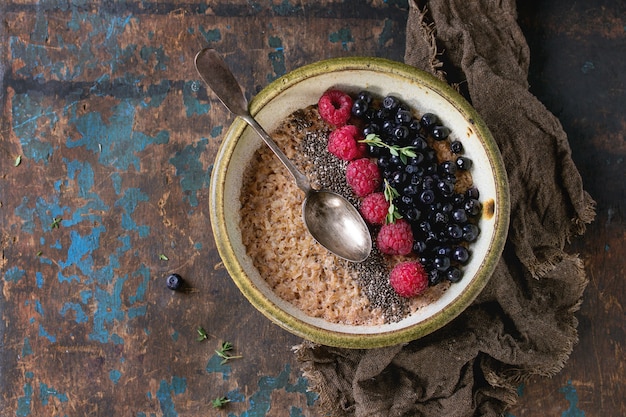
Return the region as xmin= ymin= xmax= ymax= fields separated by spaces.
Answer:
xmin=295 ymin=1 xmax=597 ymax=416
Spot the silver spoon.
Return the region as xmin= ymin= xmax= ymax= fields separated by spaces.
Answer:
xmin=195 ymin=48 xmax=372 ymax=262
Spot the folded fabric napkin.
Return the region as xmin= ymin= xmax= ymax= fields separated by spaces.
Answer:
xmin=295 ymin=1 xmax=596 ymax=416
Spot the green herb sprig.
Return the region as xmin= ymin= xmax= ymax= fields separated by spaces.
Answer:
xmin=196 ymin=326 xmax=209 ymax=342
xmin=383 ymin=180 xmax=403 ymax=224
xmin=360 ymin=133 xmax=417 ymax=164
xmin=211 ymin=396 xmax=231 ymax=408
xmin=215 ymin=341 xmax=242 ymax=365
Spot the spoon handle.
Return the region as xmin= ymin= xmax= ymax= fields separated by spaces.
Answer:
xmin=194 ymin=48 xmax=312 ymax=194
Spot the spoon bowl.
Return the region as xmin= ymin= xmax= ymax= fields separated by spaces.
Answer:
xmin=195 ymin=48 xmax=371 ymax=262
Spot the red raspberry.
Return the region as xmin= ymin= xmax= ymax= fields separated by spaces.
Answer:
xmin=376 ymin=219 xmax=413 ymax=256
xmin=318 ymin=89 xmax=353 ymax=126
xmin=389 ymin=261 xmax=428 ymax=297
xmin=360 ymin=192 xmax=389 ymax=225
xmin=328 ymin=125 xmax=367 ymax=161
xmin=346 ymin=158 xmax=382 ymax=197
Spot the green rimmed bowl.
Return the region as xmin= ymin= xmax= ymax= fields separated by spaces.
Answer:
xmin=209 ymin=57 xmax=510 ymax=349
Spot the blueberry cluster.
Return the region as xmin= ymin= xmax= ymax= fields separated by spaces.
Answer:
xmin=352 ymin=92 xmax=482 ymax=285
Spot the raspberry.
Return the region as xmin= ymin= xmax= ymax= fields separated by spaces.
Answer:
xmin=318 ymin=89 xmax=353 ymax=126
xmin=360 ymin=192 xmax=389 ymax=225
xmin=376 ymin=219 xmax=413 ymax=256
xmin=328 ymin=125 xmax=367 ymax=161
xmin=346 ymin=158 xmax=382 ymax=197
xmin=389 ymin=261 xmax=428 ymax=297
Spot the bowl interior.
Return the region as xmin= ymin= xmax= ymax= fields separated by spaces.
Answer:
xmin=210 ymin=57 xmax=509 ymax=348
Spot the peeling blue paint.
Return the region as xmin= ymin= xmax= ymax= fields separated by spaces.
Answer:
xmin=4 ymin=266 xmax=25 ymax=283
xmin=229 ymin=365 xmax=317 ymax=417
xmin=129 ymin=264 xmax=150 ymax=304
xmin=268 ymin=36 xmax=286 ymax=82
xmin=11 ymin=92 xmax=57 ymax=163
xmin=198 ymin=26 xmax=222 ymax=43
xmin=14 ymin=195 xmax=69 ymax=234
xmin=560 ymin=380 xmax=585 ymax=417
xmin=210 ymin=126 xmax=223 ymax=138
xmin=272 ymin=0 xmax=303 ymax=16
xmin=34 ymin=300 xmax=44 ymax=316
xmin=156 ymin=376 xmax=187 ymax=417
xmin=329 ymin=27 xmax=354 ymax=50
xmin=22 ymin=338 xmax=33 ymax=357
xmin=183 ymin=80 xmax=211 ymax=116
xmin=58 ymin=226 xmax=105 ymax=279
xmin=378 ymin=19 xmax=394 ymax=47
xmin=115 ymin=188 xmax=150 ymax=237
xmin=206 ymin=355 xmax=232 ymax=380
xmin=169 ymin=138 xmax=211 ymax=207
xmin=36 ymin=272 xmax=44 ymax=288
xmin=70 ymin=100 xmax=169 ymax=171
xmin=89 ymin=276 xmax=127 ymax=343
xmin=110 ymin=369 xmax=122 ymax=385
xmin=38 ymin=323 xmax=57 ymax=343
xmin=60 ymin=302 xmax=89 ymax=323
xmin=140 ymin=46 xmax=169 ymax=71
xmin=16 ymin=381 xmax=33 ymax=417
xmin=39 ymin=382 xmax=68 ymax=405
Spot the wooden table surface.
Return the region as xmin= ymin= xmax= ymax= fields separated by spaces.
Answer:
xmin=1 ymin=1 xmax=623 ymax=416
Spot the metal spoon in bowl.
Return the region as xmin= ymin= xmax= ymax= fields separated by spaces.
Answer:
xmin=194 ymin=48 xmax=372 ymax=262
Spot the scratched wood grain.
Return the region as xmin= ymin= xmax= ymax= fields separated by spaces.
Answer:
xmin=0 ymin=1 xmax=407 ymax=416
xmin=1 ymin=0 xmax=623 ymax=416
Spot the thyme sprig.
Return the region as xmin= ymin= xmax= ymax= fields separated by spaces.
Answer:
xmin=383 ymin=180 xmax=403 ymax=224
xmin=211 ymin=396 xmax=231 ymax=408
xmin=215 ymin=341 xmax=242 ymax=365
xmin=360 ymin=133 xmax=417 ymax=164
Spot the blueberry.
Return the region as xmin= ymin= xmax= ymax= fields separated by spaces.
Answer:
xmin=428 ymin=268 xmax=443 ymax=285
xmin=420 ymin=189 xmax=436 ymax=205
xmin=409 ymin=118 xmax=421 ymax=131
xmin=383 ymin=95 xmax=400 ymax=110
xmin=462 ymin=224 xmax=480 ymax=242
xmin=437 ymin=179 xmax=455 ymax=197
xmin=450 ymin=140 xmax=464 ymax=154
xmin=456 ymin=156 xmax=473 ymax=170
xmin=420 ymin=112 xmax=439 ymax=129
xmin=452 ymin=208 xmax=468 ymax=223
xmin=464 ymin=198 xmax=482 ymax=217
xmin=363 ymin=123 xmax=380 ymax=136
xmin=466 ymin=186 xmax=480 ymax=200
xmin=413 ymin=240 xmax=428 ymax=254
xmin=421 ymin=176 xmax=435 ymax=190
xmin=393 ymin=125 xmax=410 ymax=141
xmin=395 ymin=109 xmax=413 ymax=125
xmin=357 ymin=91 xmax=373 ymax=104
xmin=166 ymin=273 xmax=183 ymax=290
xmin=403 ymin=184 xmax=419 ymax=196
xmin=452 ymin=246 xmax=470 ymax=264
xmin=405 ymin=207 xmax=421 ymax=222
xmin=447 ymin=223 xmax=463 ymax=239
xmin=368 ymin=144 xmax=382 ymax=157
xmin=411 ymin=136 xmax=428 ymax=150
xmin=352 ymin=99 xmax=369 ymax=117
xmin=434 ymin=256 xmax=451 ymax=271
xmin=407 ymin=153 xmax=424 ymax=166
xmin=376 ymin=108 xmax=392 ymax=121
xmin=432 ymin=211 xmax=449 ymax=225
xmin=440 ymin=161 xmax=457 ymax=175
xmin=446 ymin=267 xmax=463 ymax=283
xmin=431 ymin=125 xmax=451 ymax=140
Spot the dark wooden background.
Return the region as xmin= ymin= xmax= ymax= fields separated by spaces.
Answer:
xmin=1 ymin=1 xmax=623 ymax=416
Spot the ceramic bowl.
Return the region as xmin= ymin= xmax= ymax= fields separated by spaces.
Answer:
xmin=209 ymin=57 xmax=509 ymax=348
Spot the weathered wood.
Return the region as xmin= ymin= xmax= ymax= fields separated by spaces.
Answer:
xmin=0 ymin=1 xmax=623 ymax=416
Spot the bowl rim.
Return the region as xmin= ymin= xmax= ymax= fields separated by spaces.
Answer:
xmin=209 ymin=56 xmax=510 ymax=348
